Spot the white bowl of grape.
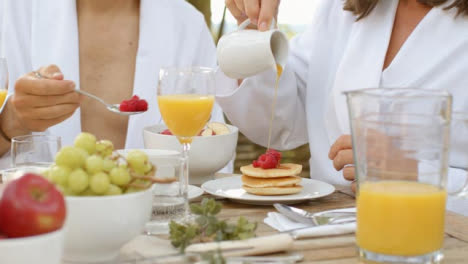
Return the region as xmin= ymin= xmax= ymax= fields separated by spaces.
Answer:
xmin=44 ymin=133 xmax=156 ymax=263
xmin=143 ymin=123 xmax=239 ymax=185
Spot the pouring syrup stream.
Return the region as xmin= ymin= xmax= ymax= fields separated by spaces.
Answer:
xmin=266 ymin=64 xmax=283 ymax=150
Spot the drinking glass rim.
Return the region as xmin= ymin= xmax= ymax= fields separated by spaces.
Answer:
xmin=11 ymin=134 xmax=61 ymax=143
xmin=343 ymin=87 xmax=451 ymax=99
xmin=353 ymin=112 xmax=450 ymax=127
xmin=159 ymin=66 xmax=215 ymax=75
xmin=1 ymin=164 xmax=53 ymax=172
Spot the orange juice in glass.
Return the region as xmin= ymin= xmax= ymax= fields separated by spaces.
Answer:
xmin=0 ymin=90 xmax=7 ymax=107
xmin=157 ymin=67 xmax=215 ymax=220
xmin=345 ymin=88 xmax=451 ymax=264
xmin=158 ymin=94 xmax=214 ymax=144
xmin=0 ymin=58 xmax=8 ymax=107
xmin=357 ymin=181 xmax=446 ymax=256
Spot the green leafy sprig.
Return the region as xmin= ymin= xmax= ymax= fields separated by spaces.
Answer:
xmin=169 ymin=198 xmax=257 ymax=253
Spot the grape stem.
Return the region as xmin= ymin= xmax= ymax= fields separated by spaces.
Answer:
xmin=128 ymin=182 xmax=152 ymax=189
xmin=124 ymin=165 xmax=173 ymax=189
xmin=131 ymin=174 xmax=169 ymax=183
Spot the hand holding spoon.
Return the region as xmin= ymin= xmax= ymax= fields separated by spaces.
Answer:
xmin=33 ymin=70 xmax=146 ymax=116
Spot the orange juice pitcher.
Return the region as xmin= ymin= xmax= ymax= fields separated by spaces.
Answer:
xmin=345 ymin=88 xmax=451 ymax=264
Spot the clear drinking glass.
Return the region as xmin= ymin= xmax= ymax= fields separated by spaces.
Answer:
xmin=157 ymin=67 xmax=215 ymax=219
xmin=448 ymin=112 xmax=468 ymax=198
xmin=11 ymin=134 xmax=61 ymax=168
xmin=145 ymin=155 xmax=186 ymax=235
xmin=1 ymin=134 xmax=60 ymax=183
xmin=0 ymin=58 xmax=8 ymax=108
xmin=345 ymin=88 xmax=452 ymax=263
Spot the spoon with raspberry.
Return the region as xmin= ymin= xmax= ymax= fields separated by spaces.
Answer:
xmin=75 ymin=90 xmax=148 ymax=115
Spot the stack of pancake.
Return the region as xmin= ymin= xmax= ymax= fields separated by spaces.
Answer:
xmin=240 ymin=163 xmax=303 ymax=195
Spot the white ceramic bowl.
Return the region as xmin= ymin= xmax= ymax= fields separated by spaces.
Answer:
xmin=0 ymin=229 xmax=64 ymax=264
xmin=63 ymin=188 xmax=152 ymax=263
xmin=143 ymin=124 xmax=239 ymax=185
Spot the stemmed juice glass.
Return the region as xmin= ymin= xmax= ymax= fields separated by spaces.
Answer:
xmin=0 ymin=58 xmax=8 ymax=108
xmin=157 ymin=67 xmax=215 ymax=218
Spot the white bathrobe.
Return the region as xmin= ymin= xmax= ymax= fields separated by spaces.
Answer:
xmin=218 ymin=0 xmax=468 ymax=183
xmin=0 ymin=0 xmax=235 ymax=171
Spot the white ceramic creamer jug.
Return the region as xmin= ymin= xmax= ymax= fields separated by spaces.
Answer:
xmin=217 ymin=18 xmax=289 ymax=79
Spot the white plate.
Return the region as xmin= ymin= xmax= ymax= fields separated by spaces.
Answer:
xmin=188 ymin=185 xmax=204 ymax=200
xmin=201 ymin=175 xmax=335 ymax=205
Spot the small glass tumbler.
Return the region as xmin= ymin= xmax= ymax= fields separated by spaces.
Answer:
xmin=11 ymin=134 xmax=61 ymax=168
xmin=145 ymin=154 xmax=187 ymax=235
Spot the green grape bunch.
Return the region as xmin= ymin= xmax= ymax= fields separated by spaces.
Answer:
xmin=169 ymin=198 xmax=257 ymax=253
xmin=43 ymin=132 xmax=160 ymax=197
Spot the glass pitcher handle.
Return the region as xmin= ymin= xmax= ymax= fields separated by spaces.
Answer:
xmin=448 ymin=166 xmax=468 ymax=197
xmin=238 ymin=18 xmax=277 ymax=30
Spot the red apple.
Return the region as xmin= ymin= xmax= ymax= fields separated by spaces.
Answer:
xmin=160 ymin=129 xmax=173 ymax=135
xmin=0 ymin=173 xmax=66 ymax=238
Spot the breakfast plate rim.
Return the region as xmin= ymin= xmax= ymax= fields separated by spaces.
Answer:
xmin=188 ymin=185 xmax=204 ymax=201
xmin=201 ymin=175 xmax=335 ymax=205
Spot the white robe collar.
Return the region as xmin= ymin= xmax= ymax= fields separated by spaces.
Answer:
xmin=31 ymin=0 xmax=173 ymax=147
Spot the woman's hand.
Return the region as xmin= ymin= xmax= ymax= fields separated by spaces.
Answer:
xmin=225 ymin=0 xmax=280 ymax=31
xmin=4 ymin=65 xmax=80 ymax=133
xmin=328 ymin=135 xmax=356 ymax=192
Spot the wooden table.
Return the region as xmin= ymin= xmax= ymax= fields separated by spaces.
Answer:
xmin=194 ymin=174 xmax=468 ymax=263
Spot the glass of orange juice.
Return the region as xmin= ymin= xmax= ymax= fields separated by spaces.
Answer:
xmin=0 ymin=58 xmax=8 ymax=108
xmin=157 ymin=67 xmax=215 ymax=219
xmin=345 ymin=88 xmax=452 ymax=263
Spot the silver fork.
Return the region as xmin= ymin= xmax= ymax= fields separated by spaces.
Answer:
xmin=274 ymin=203 xmax=356 ymax=226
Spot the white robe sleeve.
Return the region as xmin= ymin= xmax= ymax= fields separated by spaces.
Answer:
xmin=216 ymin=18 xmax=326 ymax=150
xmin=215 ymin=39 xmax=309 ymax=151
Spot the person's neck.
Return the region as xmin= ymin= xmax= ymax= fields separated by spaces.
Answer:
xmin=77 ymin=0 xmax=139 ymax=14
